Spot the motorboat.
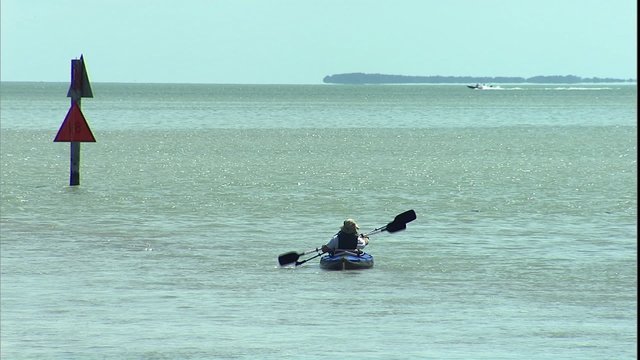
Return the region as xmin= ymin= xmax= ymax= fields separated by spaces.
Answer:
xmin=467 ymin=83 xmax=501 ymax=90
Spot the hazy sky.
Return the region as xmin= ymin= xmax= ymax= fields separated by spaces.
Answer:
xmin=1 ymin=0 xmax=637 ymax=84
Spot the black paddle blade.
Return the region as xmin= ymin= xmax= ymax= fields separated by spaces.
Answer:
xmin=278 ymin=251 xmax=301 ymax=266
xmin=394 ymin=209 xmax=416 ymax=224
xmin=385 ymin=221 xmax=407 ymax=233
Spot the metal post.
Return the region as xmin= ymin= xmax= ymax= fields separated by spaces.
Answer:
xmin=70 ymin=142 xmax=81 ymax=186
xmin=69 ymin=62 xmax=81 ymax=186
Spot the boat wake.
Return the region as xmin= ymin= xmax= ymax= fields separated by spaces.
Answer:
xmin=468 ymin=85 xmax=618 ymax=91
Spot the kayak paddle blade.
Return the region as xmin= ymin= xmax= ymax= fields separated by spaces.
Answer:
xmin=394 ymin=209 xmax=416 ymax=224
xmin=385 ymin=221 xmax=407 ymax=233
xmin=278 ymin=251 xmax=301 ymax=266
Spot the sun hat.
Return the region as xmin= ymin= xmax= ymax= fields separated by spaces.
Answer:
xmin=341 ymin=219 xmax=359 ymax=234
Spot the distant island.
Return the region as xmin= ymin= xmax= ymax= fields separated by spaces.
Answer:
xmin=323 ymin=73 xmax=636 ymax=84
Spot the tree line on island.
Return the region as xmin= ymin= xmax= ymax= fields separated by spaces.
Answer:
xmin=323 ymin=73 xmax=635 ymax=84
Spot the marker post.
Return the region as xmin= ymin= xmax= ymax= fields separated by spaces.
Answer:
xmin=54 ymin=55 xmax=95 ymax=186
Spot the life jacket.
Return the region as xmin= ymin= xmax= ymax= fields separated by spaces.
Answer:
xmin=336 ymin=232 xmax=358 ymax=250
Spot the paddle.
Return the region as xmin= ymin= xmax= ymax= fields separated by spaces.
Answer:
xmin=365 ymin=209 xmax=416 ymax=236
xmin=277 ymin=209 xmax=416 ymax=267
xmin=277 ymin=248 xmax=322 ymax=267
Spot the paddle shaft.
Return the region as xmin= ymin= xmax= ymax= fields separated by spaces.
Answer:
xmin=295 ymin=252 xmax=323 ymax=266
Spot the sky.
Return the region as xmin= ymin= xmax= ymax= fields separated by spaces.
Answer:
xmin=1 ymin=0 xmax=637 ymax=84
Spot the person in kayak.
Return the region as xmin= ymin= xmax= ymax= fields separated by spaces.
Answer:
xmin=321 ymin=219 xmax=369 ymax=254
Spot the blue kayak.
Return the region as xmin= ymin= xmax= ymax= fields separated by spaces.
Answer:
xmin=319 ymin=252 xmax=374 ymax=271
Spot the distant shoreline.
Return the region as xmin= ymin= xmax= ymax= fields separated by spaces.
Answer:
xmin=0 ymin=79 xmax=636 ymax=86
xmin=323 ymin=73 xmax=636 ymax=84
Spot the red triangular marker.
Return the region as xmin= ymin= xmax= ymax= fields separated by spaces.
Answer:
xmin=54 ymin=103 xmax=96 ymax=142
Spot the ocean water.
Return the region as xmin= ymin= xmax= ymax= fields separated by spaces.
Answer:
xmin=0 ymin=82 xmax=637 ymax=359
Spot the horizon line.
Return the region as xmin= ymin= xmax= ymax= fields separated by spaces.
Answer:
xmin=1 ymin=80 xmax=637 ymax=86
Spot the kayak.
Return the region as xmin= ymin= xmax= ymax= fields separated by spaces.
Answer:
xmin=319 ymin=252 xmax=374 ymax=271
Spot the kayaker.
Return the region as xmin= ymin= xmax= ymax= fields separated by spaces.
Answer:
xmin=321 ymin=219 xmax=369 ymax=254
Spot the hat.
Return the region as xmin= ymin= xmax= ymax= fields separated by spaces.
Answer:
xmin=341 ymin=219 xmax=359 ymax=234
